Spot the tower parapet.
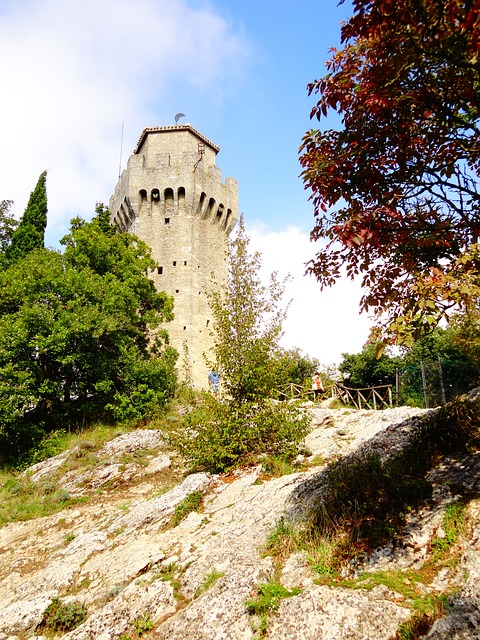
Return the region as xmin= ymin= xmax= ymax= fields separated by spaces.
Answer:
xmin=110 ymin=124 xmax=238 ymax=389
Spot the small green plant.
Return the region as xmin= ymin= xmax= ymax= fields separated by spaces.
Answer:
xmin=174 ymin=380 xmax=199 ymax=407
xmin=170 ymin=491 xmax=204 ymax=527
xmin=119 ymin=448 xmax=151 ymax=468
xmin=194 ymin=569 xmax=225 ymax=598
xmin=64 ymin=532 xmax=75 ymax=543
xmin=22 ymin=429 xmax=69 ymax=467
xmin=431 ymin=501 xmax=466 ymax=557
xmin=245 ymin=581 xmax=301 ymax=637
xmin=264 ymin=517 xmax=305 ymax=561
xmin=155 ymin=562 xmax=187 ymax=605
xmin=52 ymin=487 xmax=72 ymax=503
xmin=132 ymin=613 xmax=153 ymax=636
xmin=264 ymin=518 xmax=343 ymax=581
xmin=325 ymin=397 xmax=345 ymax=409
xmin=396 ymin=593 xmax=450 ymax=640
xmin=260 ymin=455 xmax=297 ymax=478
xmin=309 ymin=536 xmax=343 ymax=579
xmin=104 ymin=583 xmax=125 ymax=601
xmin=339 ymin=568 xmax=428 ymax=598
xmin=37 ymin=597 xmax=87 ymax=634
xmin=309 ymin=454 xmax=326 ymax=467
xmin=0 ymin=471 xmax=87 ymax=526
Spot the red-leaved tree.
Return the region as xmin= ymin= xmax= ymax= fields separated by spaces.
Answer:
xmin=300 ymin=0 xmax=480 ymax=348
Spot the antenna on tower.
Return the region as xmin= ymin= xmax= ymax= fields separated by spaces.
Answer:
xmin=175 ymin=113 xmax=186 ymax=125
xmin=118 ymin=122 xmax=124 ymax=179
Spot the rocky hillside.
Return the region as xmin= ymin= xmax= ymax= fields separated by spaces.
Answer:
xmin=1 ymin=401 xmax=479 ymax=640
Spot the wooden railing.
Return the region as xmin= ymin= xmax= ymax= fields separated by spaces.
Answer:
xmin=279 ymin=383 xmax=306 ymax=400
xmin=279 ymin=382 xmax=393 ymax=410
xmin=330 ymin=382 xmax=393 ymax=410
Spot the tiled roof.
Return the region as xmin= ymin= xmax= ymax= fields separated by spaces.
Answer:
xmin=134 ymin=124 xmax=220 ymax=154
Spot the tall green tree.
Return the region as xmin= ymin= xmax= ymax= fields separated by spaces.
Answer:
xmin=339 ymin=343 xmax=402 ymax=389
xmin=0 ymin=199 xmax=18 ymax=268
xmin=169 ymin=217 xmax=311 ymax=472
xmin=276 ymin=347 xmax=320 ymax=389
xmin=339 ymin=322 xmax=480 ymax=407
xmin=207 ymin=215 xmax=290 ymax=402
xmin=0 ymin=208 xmax=177 ymax=460
xmin=6 ymin=171 xmax=48 ymax=263
xmin=450 ymin=309 xmax=480 ymax=380
xmin=300 ymin=0 xmax=480 ymax=349
xmin=401 ymin=319 xmax=480 ymax=400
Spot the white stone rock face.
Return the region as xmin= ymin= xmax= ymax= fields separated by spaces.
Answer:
xmin=99 ymin=430 xmax=165 ymax=457
xmin=1 ymin=405 xmax=480 ymax=639
xmin=268 ymin=586 xmax=411 ymax=640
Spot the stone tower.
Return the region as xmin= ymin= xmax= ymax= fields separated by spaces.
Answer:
xmin=109 ymin=124 xmax=238 ymax=389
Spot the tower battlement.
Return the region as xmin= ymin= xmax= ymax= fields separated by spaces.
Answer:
xmin=109 ymin=124 xmax=238 ymax=389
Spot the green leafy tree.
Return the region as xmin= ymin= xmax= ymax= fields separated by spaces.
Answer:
xmin=207 ymin=215 xmax=290 ymax=402
xmin=275 ymin=347 xmax=320 ymax=388
xmin=6 ymin=171 xmax=47 ymax=263
xmin=339 ymin=343 xmax=402 ymax=388
xmin=169 ymin=217 xmax=311 ymax=472
xmin=340 ymin=323 xmax=480 ymax=408
xmin=0 ymin=209 xmax=177 ymax=460
xmin=300 ymin=0 xmax=480 ymax=349
xmin=400 ymin=321 xmax=480 ymax=403
xmin=450 ymin=310 xmax=480 ymax=381
xmin=0 ymin=199 xmax=18 ymax=268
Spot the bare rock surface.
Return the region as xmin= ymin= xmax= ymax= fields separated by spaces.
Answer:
xmin=268 ymin=585 xmax=411 ymax=640
xmin=1 ymin=405 xmax=479 ymax=639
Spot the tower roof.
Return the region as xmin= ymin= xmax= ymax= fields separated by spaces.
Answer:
xmin=134 ymin=124 xmax=220 ymax=155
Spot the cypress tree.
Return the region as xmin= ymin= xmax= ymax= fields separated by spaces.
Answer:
xmin=6 ymin=171 xmax=47 ymax=263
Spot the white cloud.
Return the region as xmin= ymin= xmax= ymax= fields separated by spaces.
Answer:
xmin=0 ymin=0 xmax=249 ymax=244
xmin=247 ymin=221 xmax=373 ymax=366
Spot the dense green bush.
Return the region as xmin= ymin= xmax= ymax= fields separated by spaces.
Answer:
xmin=37 ymin=597 xmax=87 ymax=633
xmin=0 ymin=206 xmax=177 ymax=462
xmin=168 ymin=394 xmax=310 ymax=473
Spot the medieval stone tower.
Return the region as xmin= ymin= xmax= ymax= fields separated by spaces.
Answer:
xmin=109 ymin=124 xmax=238 ymax=389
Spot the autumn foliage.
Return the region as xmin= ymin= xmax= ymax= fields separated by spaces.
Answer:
xmin=300 ymin=0 xmax=480 ymax=347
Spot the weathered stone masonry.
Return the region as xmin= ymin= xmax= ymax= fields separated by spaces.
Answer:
xmin=110 ymin=124 xmax=238 ymax=389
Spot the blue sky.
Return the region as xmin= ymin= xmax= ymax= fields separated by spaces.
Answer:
xmin=0 ymin=0 xmax=372 ymax=365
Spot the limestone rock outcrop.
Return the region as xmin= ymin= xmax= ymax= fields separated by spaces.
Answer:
xmin=1 ymin=403 xmax=479 ymax=640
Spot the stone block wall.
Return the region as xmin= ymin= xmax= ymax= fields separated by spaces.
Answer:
xmin=110 ymin=124 xmax=238 ymax=389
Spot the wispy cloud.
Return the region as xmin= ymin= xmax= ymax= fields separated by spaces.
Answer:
xmin=0 ymin=0 xmax=249 ymax=242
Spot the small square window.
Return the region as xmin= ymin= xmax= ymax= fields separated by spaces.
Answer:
xmin=173 ymin=261 xmax=177 ymax=266
xmin=175 ymin=289 xmax=179 ymax=293
xmin=157 ymin=266 xmax=163 ymax=275
xmin=183 ymin=326 xmax=187 ymax=330
xmin=165 ymin=218 xmax=170 ymax=224
xmin=184 ymin=261 xmax=187 ymax=266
